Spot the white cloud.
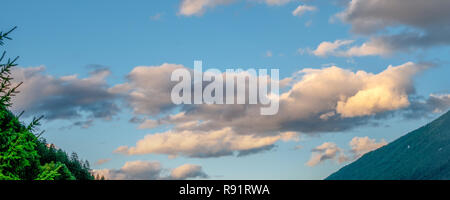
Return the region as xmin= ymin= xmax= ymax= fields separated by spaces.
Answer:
xmin=116 ymin=61 xmax=430 ymax=135
xmin=115 ymin=127 xmax=299 ymax=158
xmin=306 ymin=142 xmax=348 ymax=167
xmin=93 ymin=161 xmax=163 ymax=180
xmin=337 ymin=0 xmax=450 ymax=35
xmin=292 ymin=5 xmax=316 ymax=17
xmin=170 ymin=164 xmax=208 ymax=179
xmin=335 ymin=62 xmax=427 ymax=117
xmin=178 ymin=0 xmax=235 ymax=16
xmin=312 ymin=38 xmax=393 ymax=57
xmin=349 ymin=136 xmax=387 ymax=158
xmin=312 ymin=40 xmax=354 ymax=57
xmin=111 ymin=61 xmax=443 ymax=158
xmin=93 ymin=161 xmax=208 ymax=180
xmin=404 ymin=94 xmax=450 ymax=119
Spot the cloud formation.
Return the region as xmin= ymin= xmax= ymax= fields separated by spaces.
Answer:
xmin=109 ymin=63 xmax=184 ymax=116
xmin=158 ymin=62 xmax=430 ymax=134
xmin=306 ymin=142 xmax=348 ymax=166
xmin=312 ymin=39 xmax=392 ymax=57
xmin=93 ymin=160 xmax=208 ymax=180
xmin=15 ymin=61 xmax=440 ymax=159
xmin=292 ymin=5 xmax=316 ymax=17
xmin=349 ymin=136 xmax=387 ymax=159
xmin=178 ymin=0 xmax=235 ymax=16
xmin=337 ymin=0 xmax=450 ymax=35
xmin=307 ymin=136 xmax=387 ymax=166
xmin=334 ymin=62 xmax=426 ymax=117
xmin=170 ymin=164 xmax=209 ymax=179
xmin=311 ymin=0 xmax=450 ymax=57
xmin=312 ymin=40 xmax=354 ymax=57
xmin=11 ymin=66 xmax=119 ymax=128
xmin=110 ymin=61 xmax=444 ymax=158
xmin=115 ymin=127 xmax=298 ymax=158
xmin=93 ymin=160 xmax=163 ymax=180
xmin=404 ymin=94 xmax=450 ymax=119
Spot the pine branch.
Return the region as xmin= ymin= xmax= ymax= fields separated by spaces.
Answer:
xmin=0 ymin=26 xmax=21 ymax=107
xmin=0 ymin=26 xmax=17 ymax=46
xmin=27 ymin=115 xmax=45 ymax=132
xmin=16 ymin=110 xmax=25 ymax=118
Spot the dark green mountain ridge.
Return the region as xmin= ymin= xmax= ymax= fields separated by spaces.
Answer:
xmin=326 ymin=110 xmax=450 ymax=180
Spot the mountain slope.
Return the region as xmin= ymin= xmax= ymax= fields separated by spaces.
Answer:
xmin=326 ymin=111 xmax=450 ymax=180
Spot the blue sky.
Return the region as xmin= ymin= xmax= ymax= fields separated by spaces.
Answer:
xmin=1 ymin=0 xmax=450 ymax=179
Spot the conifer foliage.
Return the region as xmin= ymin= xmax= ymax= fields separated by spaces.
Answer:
xmin=0 ymin=27 xmax=93 ymax=180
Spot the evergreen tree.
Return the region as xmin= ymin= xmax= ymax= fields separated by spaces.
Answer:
xmin=0 ymin=26 xmax=93 ymax=180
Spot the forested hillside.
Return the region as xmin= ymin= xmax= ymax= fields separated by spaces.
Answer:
xmin=327 ymin=110 xmax=450 ymax=180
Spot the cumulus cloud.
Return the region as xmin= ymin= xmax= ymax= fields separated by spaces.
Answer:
xmin=93 ymin=161 xmax=208 ymax=180
xmin=160 ymin=62 xmax=429 ymax=135
xmin=319 ymin=0 xmax=450 ymax=56
xmin=170 ymin=164 xmax=208 ymax=179
xmin=115 ymin=127 xmax=299 ymax=158
xmin=113 ymin=61 xmax=443 ymax=158
xmin=93 ymin=160 xmax=163 ymax=180
xmin=349 ymin=136 xmax=387 ymax=159
xmin=292 ymin=5 xmax=316 ymax=17
xmin=11 ymin=66 xmax=119 ymax=128
xmin=307 ymin=136 xmax=387 ymax=166
xmin=334 ymin=62 xmax=428 ymax=117
xmin=306 ymin=142 xmax=348 ymax=167
xmin=109 ymin=63 xmax=184 ymax=116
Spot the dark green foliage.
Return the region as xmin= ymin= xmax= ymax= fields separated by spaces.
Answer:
xmin=36 ymin=161 xmax=75 ymax=180
xmin=326 ymin=111 xmax=450 ymax=180
xmin=36 ymin=141 xmax=93 ymax=180
xmin=0 ymin=106 xmax=41 ymax=179
xmin=0 ymin=26 xmax=93 ymax=180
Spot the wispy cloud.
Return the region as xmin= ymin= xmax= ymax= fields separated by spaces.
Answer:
xmin=292 ymin=5 xmax=316 ymax=17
